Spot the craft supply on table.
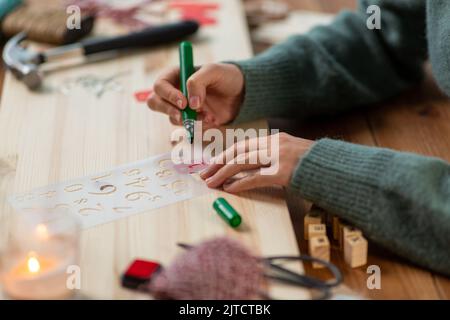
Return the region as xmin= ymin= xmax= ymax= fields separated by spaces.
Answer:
xmin=147 ymin=237 xmax=342 ymax=300
xmin=305 ymin=205 xmax=369 ymax=269
xmin=303 ymin=210 xmax=322 ymax=240
xmin=1 ymin=207 xmax=80 ymax=299
xmin=149 ymin=237 xmax=264 ymax=300
xmin=213 ymin=197 xmax=242 ymax=228
xmin=339 ymin=224 xmax=362 ymax=250
xmin=66 ymin=0 xmax=156 ymax=29
xmin=1 ymin=1 xmax=95 ymax=45
xmin=173 ymin=162 xmax=208 ymax=174
xmin=307 ymin=223 xmax=326 ymax=239
xmin=59 ymin=72 xmax=129 ymax=98
xmin=121 ymin=259 xmax=162 ymax=291
xmin=308 ymin=235 xmax=330 ymax=269
xmin=134 ymin=88 xmax=154 ymax=103
xmin=170 ymin=1 xmax=220 ymax=26
xmin=3 ymin=20 xmax=200 ymax=90
xmin=8 ymin=152 xmax=210 ymax=229
xmin=344 ymin=235 xmax=368 ymax=268
xmin=179 ymin=41 xmax=197 ymax=144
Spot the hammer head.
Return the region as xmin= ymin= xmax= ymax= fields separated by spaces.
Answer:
xmin=3 ymin=32 xmax=43 ymax=90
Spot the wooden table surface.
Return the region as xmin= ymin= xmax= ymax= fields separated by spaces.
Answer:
xmin=0 ymin=0 xmax=308 ymax=300
xmin=0 ymin=0 xmax=449 ymax=300
xmin=273 ymin=0 xmax=450 ymax=299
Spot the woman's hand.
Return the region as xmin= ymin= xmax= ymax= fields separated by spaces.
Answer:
xmin=147 ymin=63 xmax=245 ymax=127
xmin=200 ymin=133 xmax=315 ymax=193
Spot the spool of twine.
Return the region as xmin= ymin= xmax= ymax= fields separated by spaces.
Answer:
xmin=2 ymin=4 xmax=95 ymax=45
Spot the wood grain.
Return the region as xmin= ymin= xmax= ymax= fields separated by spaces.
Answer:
xmin=0 ymin=0 xmax=449 ymax=300
xmin=0 ymin=0 xmax=308 ymax=299
xmin=276 ymin=0 xmax=450 ymax=299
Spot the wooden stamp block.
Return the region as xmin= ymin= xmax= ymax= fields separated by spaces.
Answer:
xmin=344 ymin=235 xmax=368 ymax=268
xmin=304 ymin=212 xmax=322 ymax=240
xmin=308 ymin=235 xmax=330 ymax=268
xmin=308 ymin=223 xmax=326 ymax=239
xmin=340 ymin=225 xmax=362 ymax=249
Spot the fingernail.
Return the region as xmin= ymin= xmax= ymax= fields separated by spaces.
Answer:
xmin=177 ymin=99 xmax=184 ymax=109
xmin=189 ymin=96 xmax=200 ymax=108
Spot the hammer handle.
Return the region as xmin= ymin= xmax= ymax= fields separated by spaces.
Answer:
xmin=81 ymin=20 xmax=199 ymax=56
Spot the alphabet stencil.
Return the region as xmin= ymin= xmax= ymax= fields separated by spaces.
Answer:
xmin=8 ymin=153 xmax=210 ymax=229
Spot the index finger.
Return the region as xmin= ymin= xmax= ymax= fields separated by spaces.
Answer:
xmin=154 ymin=67 xmax=188 ymax=109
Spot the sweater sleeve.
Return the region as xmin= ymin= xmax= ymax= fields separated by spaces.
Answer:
xmin=292 ymin=139 xmax=450 ymax=276
xmin=427 ymin=0 xmax=450 ymax=96
xmin=231 ymin=0 xmax=427 ymax=123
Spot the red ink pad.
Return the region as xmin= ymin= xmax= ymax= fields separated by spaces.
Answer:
xmin=121 ymin=259 xmax=161 ymax=290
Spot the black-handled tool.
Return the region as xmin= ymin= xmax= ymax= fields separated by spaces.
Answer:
xmin=73 ymin=20 xmax=198 ymax=56
xmin=3 ymin=20 xmax=200 ymax=90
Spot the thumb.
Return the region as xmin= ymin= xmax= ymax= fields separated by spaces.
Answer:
xmin=186 ymin=64 xmax=220 ymax=110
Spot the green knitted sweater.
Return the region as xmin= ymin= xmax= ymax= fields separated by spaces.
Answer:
xmin=232 ymin=0 xmax=450 ymax=276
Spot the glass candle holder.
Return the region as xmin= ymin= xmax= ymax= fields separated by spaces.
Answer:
xmin=1 ymin=207 xmax=81 ymax=299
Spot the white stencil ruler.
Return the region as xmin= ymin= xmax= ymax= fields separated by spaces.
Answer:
xmin=8 ymin=153 xmax=210 ymax=229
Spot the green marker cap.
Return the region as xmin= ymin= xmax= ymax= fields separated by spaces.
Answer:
xmin=213 ymin=197 xmax=242 ymax=228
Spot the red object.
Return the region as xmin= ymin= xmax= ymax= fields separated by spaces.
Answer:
xmin=169 ymin=1 xmax=219 ymax=26
xmin=173 ymin=162 xmax=208 ymax=174
xmin=134 ymin=89 xmax=153 ymax=103
xmin=122 ymin=259 xmax=161 ymax=290
xmin=125 ymin=259 xmax=160 ymax=279
xmin=149 ymin=237 xmax=264 ymax=299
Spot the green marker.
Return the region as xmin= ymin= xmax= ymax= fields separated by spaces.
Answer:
xmin=179 ymin=41 xmax=197 ymax=144
xmin=213 ymin=198 xmax=242 ymax=228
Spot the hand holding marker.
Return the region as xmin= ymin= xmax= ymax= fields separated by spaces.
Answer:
xmin=179 ymin=43 xmax=242 ymax=228
xmin=179 ymin=41 xmax=197 ymax=144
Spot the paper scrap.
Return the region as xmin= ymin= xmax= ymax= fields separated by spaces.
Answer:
xmin=170 ymin=1 xmax=219 ymax=26
xmin=134 ymin=88 xmax=153 ymax=102
xmin=173 ymin=162 xmax=208 ymax=174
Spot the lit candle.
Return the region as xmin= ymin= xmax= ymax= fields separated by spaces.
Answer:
xmin=1 ymin=207 xmax=80 ymax=300
xmin=2 ymin=251 xmax=74 ymax=300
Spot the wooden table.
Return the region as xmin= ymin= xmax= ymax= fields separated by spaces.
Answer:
xmin=1 ymin=0 xmax=449 ymax=300
xmin=0 ymin=0 xmax=307 ymax=299
xmin=270 ymin=0 xmax=450 ymax=300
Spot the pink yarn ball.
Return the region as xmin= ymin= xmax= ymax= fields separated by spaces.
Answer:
xmin=149 ymin=237 xmax=264 ymax=300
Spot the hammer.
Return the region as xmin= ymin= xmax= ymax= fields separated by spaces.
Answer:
xmin=3 ymin=20 xmax=199 ymax=90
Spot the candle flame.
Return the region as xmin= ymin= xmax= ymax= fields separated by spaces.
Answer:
xmin=27 ymin=253 xmax=40 ymax=274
